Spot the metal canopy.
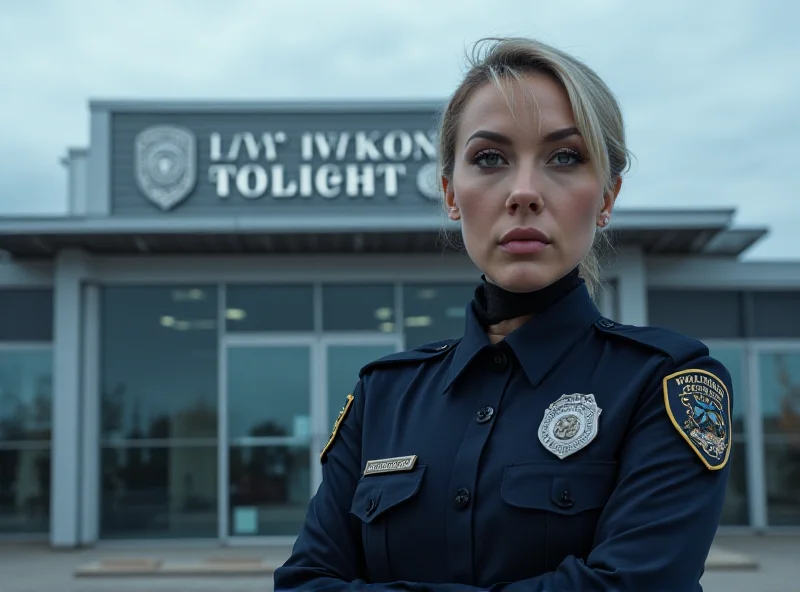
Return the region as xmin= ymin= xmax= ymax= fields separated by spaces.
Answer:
xmin=0 ymin=209 xmax=768 ymax=259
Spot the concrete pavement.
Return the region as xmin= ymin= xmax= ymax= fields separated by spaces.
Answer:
xmin=0 ymin=535 xmax=797 ymax=592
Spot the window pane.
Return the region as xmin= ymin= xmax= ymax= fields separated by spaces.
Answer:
xmin=720 ymin=441 xmax=749 ymax=526
xmin=322 ymin=284 xmax=395 ymax=332
xmin=227 ymin=345 xmax=310 ymax=440
xmin=0 ymin=447 xmax=50 ymax=534
xmin=100 ymin=445 xmax=217 ymax=538
xmin=326 ymin=344 xmax=396 ymax=428
xmin=100 ymin=286 xmax=219 ymax=440
xmin=764 ymin=440 xmax=800 ymax=526
xmin=0 ymin=290 xmax=53 ymax=341
xmin=759 ymin=352 xmax=800 ymax=437
xmin=647 ymin=290 xmax=745 ymax=339
xmin=759 ymin=351 xmax=800 ymax=526
xmin=403 ymin=283 xmax=475 ymax=348
xmin=226 ymin=285 xmax=313 ymax=332
xmin=751 ymin=292 xmax=800 ymax=338
xmin=229 ymin=443 xmax=310 ymax=536
xmin=0 ymin=349 xmax=52 ymax=441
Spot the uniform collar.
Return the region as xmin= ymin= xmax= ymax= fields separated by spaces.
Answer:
xmin=444 ymin=282 xmax=602 ymax=393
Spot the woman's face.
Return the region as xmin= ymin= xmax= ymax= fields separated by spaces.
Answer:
xmin=444 ymin=72 xmax=620 ymax=292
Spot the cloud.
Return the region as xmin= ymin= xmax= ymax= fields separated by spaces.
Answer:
xmin=0 ymin=0 xmax=796 ymax=260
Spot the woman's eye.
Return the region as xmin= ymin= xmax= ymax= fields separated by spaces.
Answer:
xmin=549 ymin=149 xmax=583 ymax=167
xmin=472 ymin=150 xmax=506 ymax=168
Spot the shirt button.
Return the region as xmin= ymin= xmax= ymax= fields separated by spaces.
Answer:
xmin=492 ymin=351 xmax=508 ymax=370
xmin=453 ymin=488 xmax=470 ymax=509
xmin=556 ymin=490 xmax=574 ymax=509
xmin=476 ymin=406 xmax=494 ymax=424
xmin=598 ymin=318 xmax=615 ymax=329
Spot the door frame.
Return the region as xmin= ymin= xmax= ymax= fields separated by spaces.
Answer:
xmin=218 ymin=332 xmax=403 ymax=544
xmin=220 ymin=333 xmax=320 ymax=545
xmin=312 ymin=334 xmax=404 ymax=490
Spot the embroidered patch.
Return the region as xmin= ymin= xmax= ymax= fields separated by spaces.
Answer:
xmin=320 ymin=394 xmax=354 ymax=463
xmin=663 ymin=369 xmax=731 ymax=470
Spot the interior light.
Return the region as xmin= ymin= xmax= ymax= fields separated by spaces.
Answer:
xmin=404 ymin=316 xmax=432 ymax=328
xmin=160 ymin=315 xmax=176 ymax=327
xmin=378 ymin=322 xmax=395 ymax=333
xmin=374 ymin=307 xmax=393 ymax=321
xmin=417 ymin=289 xmax=437 ymax=300
xmin=226 ymin=308 xmax=247 ymax=321
xmin=174 ymin=320 xmax=190 ymax=331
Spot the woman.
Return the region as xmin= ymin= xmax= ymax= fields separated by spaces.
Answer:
xmin=274 ymin=37 xmax=733 ymax=591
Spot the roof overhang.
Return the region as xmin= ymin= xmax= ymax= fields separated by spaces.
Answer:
xmin=0 ymin=208 xmax=768 ymax=259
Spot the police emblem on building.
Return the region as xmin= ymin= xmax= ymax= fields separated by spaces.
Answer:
xmin=538 ymin=393 xmax=602 ymax=459
xmin=134 ymin=125 xmax=197 ymax=211
xmin=663 ymin=368 xmax=731 ymax=470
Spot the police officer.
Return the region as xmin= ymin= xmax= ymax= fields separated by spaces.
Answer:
xmin=274 ymin=36 xmax=733 ymax=591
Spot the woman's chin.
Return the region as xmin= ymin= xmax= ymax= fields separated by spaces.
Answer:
xmin=485 ymin=263 xmax=566 ymax=293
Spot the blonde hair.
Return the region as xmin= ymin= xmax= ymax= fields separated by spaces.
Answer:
xmin=438 ymin=37 xmax=630 ymax=296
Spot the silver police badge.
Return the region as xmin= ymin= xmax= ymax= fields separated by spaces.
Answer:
xmin=134 ymin=125 xmax=197 ymax=211
xmin=538 ymin=393 xmax=602 ymax=459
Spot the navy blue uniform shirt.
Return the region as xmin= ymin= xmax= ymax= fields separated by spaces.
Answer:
xmin=274 ymin=283 xmax=734 ymax=591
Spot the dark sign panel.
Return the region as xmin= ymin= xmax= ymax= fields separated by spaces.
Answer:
xmin=110 ymin=106 xmax=444 ymax=217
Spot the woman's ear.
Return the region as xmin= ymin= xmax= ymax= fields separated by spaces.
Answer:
xmin=442 ymin=176 xmax=460 ymax=220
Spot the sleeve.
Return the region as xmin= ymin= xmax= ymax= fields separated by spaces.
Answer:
xmin=484 ymin=353 xmax=735 ymax=591
xmin=273 ymin=379 xmax=484 ymax=592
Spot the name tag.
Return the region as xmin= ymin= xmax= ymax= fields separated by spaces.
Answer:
xmin=363 ymin=455 xmax=418 ymax=476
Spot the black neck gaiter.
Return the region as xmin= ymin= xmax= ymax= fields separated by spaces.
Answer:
xmin=472 ymin=267 xmax=583 ymax=327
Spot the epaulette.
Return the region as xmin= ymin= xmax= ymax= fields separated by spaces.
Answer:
xmin=592 ymin=317 xmax=708 ymax=367
xmin=358 ymin=338 xmax=459 ymax=379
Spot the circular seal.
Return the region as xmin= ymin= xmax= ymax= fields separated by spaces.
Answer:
xmin=416 ymin=162 xmax=441 ymax=202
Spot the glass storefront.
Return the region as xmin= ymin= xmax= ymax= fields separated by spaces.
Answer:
xmin=0 ymin=289 xmax=53 ymax=535
xmin=650 ymin=288 xmax=800 ymax=528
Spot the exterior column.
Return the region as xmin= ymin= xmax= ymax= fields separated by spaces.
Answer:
xmin=50 ymin=249 xmax=91 ymax=547
xmin=614 ymin=247 xmax=648 ymax=326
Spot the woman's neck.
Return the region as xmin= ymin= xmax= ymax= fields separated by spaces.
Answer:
xmin=472 ymin=268 xmax=583 ymax=342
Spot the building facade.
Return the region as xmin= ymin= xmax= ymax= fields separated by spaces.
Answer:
xmin=0 ymin=101 xmax=798 ymax=548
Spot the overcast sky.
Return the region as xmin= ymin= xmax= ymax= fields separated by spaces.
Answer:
xmin=0 ymin=0 xmax=797 ymax=260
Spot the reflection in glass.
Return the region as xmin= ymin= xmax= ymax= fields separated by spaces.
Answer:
xmin=326 ymin=344 xmax=397 ymax=427
xmin=751 ymin=292 xmax=800 ymax=338
xmin=0 ymin=349 xmax=52 ymax=441
xmin=322 ymin=284 xmax=395 ymax=332
xmin=647 ymin=290 xmax=745 ymax=339
xmin=0 ymin=290 xmax=53 ymax=341
xmin=0 ymin=448 xmax=50 ymax=534
xmin=760 ymin=352 xmax=800 ymax=525
xmin=227 ymin=346 xmax=311 ymax=440
xmin=402 ymin=283 xmax=476 ymax=348
xmin=228 ymin=444 xmax=310 ymax=536
xmin=100 ymin=286 xmax=219 ymax=440
xmin=708 ymin=346 xmax=749 ymax=525
xmin=100 ymin=445 xmax=217 ymax=538
xmin=226 ymin=285 xmax=314 ymax=333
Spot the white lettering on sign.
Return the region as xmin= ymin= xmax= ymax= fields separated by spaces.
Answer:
xmin=139 ymin=126 xmax=440 ymax=207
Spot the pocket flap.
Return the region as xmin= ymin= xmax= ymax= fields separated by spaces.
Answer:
xmin=501 ymin=461 xmax=618 ymax=516
xmin=350 ymin=465 xmax=426 ymax=524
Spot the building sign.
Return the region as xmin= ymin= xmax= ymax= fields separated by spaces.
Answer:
xmin=112 ymin=107 xmax=443 ymax=216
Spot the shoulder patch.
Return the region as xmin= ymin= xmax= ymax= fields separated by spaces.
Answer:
xmin=662 ymin=368 xmax=732 ymax=470
xmin=594 ymin=318 xmax=708 ymax=367
xmin=358 ymin=339 xmax=459 ymax=378
xmin=320 ymin=393 xmax=354 ymax=463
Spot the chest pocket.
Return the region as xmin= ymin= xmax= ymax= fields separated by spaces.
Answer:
xmin=501 ymin=461 xmax=618 ymax=568
xmin=350 ymin=465 xmax=426 ymax=581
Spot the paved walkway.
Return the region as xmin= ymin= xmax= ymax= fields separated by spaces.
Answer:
xmin=0 ymin=535 xmax=798 ymax=592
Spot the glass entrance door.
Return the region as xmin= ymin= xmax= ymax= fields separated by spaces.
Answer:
xmin=312 ymin=336 xmax=402 ymax=491
xmin=222 ymin=336 xmax=317 ymax=540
